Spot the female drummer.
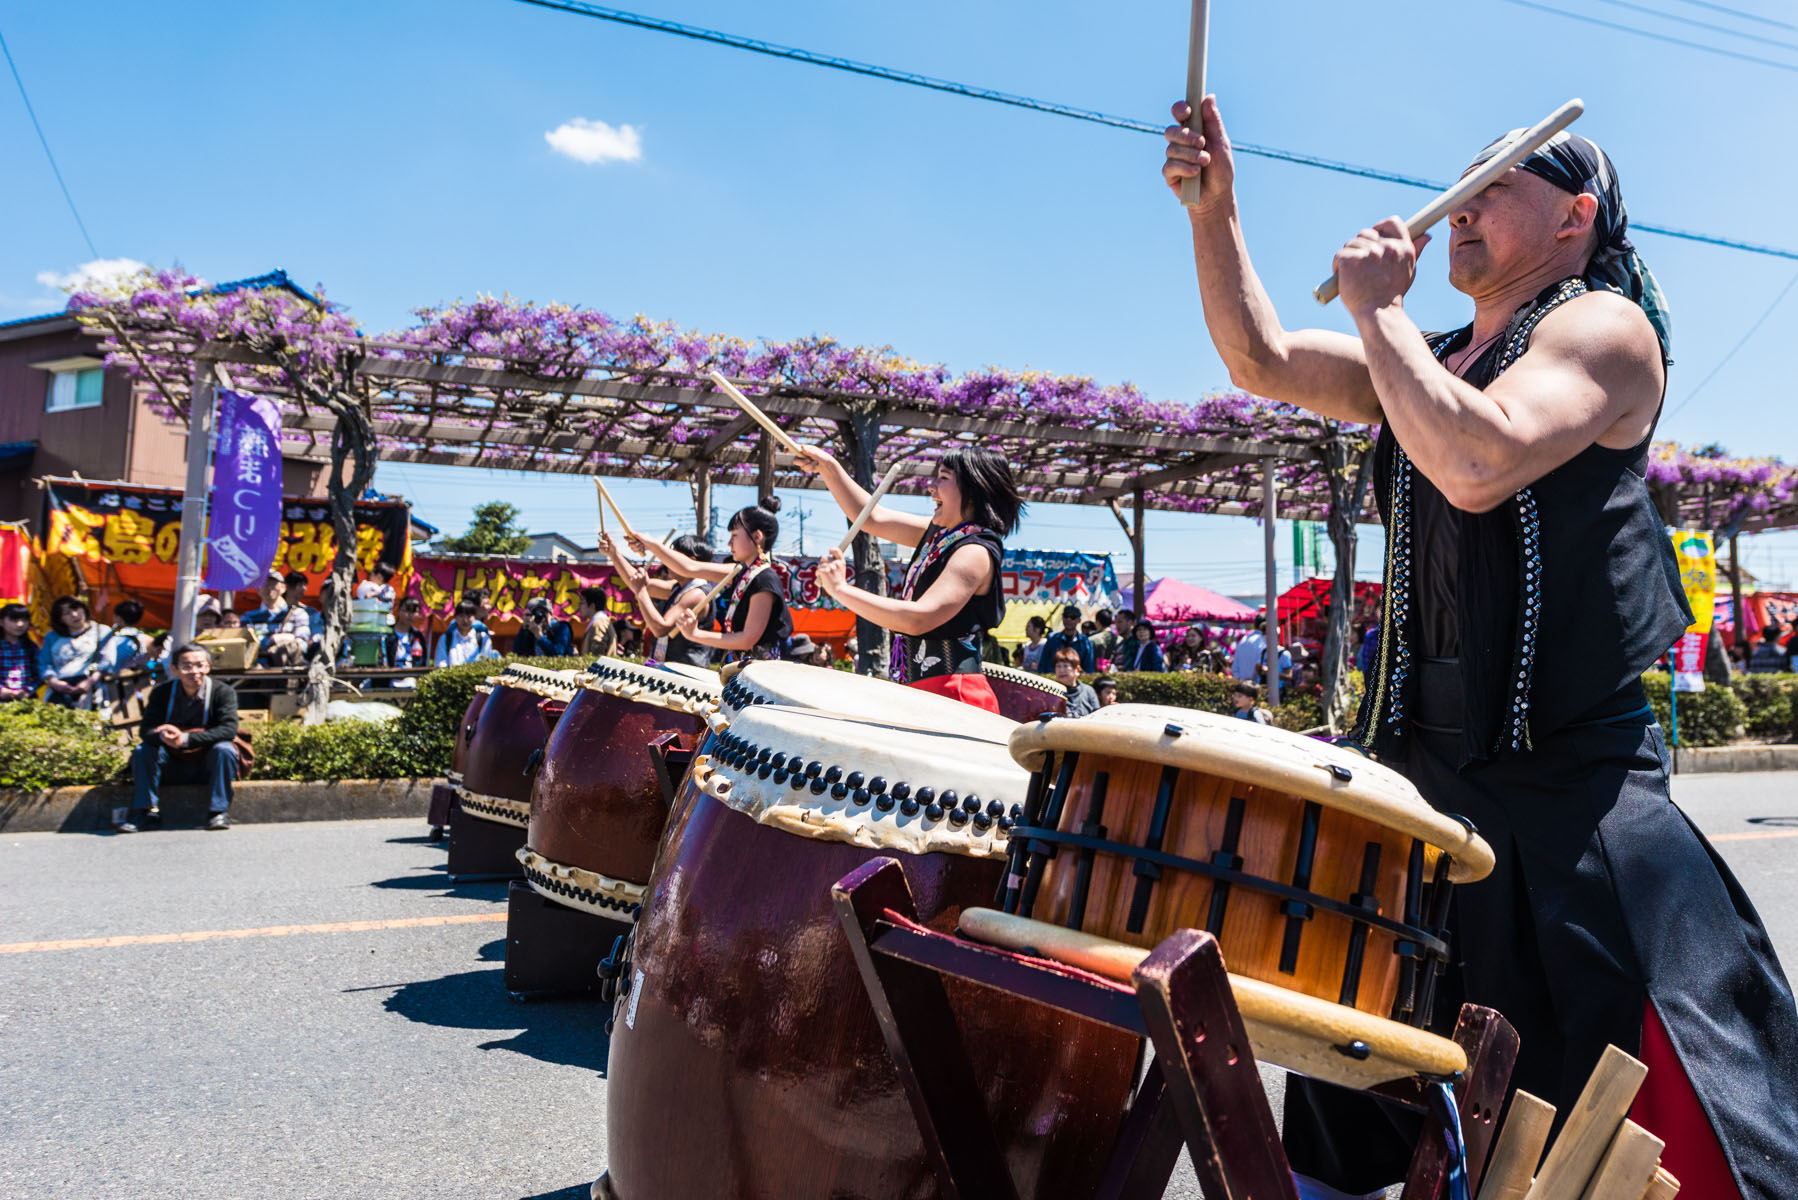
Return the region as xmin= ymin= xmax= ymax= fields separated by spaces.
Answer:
xmin=627 ymin=497 xmax=792 ymax=663
xmin=798 ymin=446 xmax=1021 ymax=713
xmin=599 ymin=531 xmax=717 ymax=667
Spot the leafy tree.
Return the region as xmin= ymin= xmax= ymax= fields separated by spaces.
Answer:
xmin=437 ymin=501 xmax=532 ymax=556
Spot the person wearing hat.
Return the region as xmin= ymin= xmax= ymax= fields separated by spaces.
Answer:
xmin=1039 ymin=604 xmax=1095 ymax=676
xmin=512 ymin=596 xmax=573 ymax=658
xmin=784 ymin=633 xmax=818 ymax=664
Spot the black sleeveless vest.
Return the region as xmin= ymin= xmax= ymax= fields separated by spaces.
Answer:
xmin=900 ymin=527 xmax=1005 ymax=680
xmin=1350 ymin=278 xmax=1692 ymax=766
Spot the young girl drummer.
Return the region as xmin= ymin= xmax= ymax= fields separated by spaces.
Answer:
xmin=626 ymin=497 xmax=792 ymax=664
xmin=797 ymin=445 xmax=1021 ymax=713
xmin=599 ymin=531 xmax=718 ymax=667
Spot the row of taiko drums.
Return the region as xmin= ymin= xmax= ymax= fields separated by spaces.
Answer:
xmin=439 ymin=656 xmax=1495 ymax=1199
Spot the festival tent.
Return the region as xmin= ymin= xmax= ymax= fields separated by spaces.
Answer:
xmin=1278 ymin=577 xmax=1383 ymax=624
xmin=1119 ymin=577 xmax=1256 ymax=625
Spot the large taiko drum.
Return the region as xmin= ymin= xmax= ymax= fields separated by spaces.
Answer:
xmin=982 ymin=662 xmax=1069 ymax=722
xmin=603 ymin=705 xmax=1138 ymax=1199
xmin=449 ymin=683 xmax=491 ymax=784
xmin=518 ymin=658 xmax=723 ymax=918
xmin=989 ymin=703 xmax=1495 ymax=1089
xmin=457 ymin=665 xmax=580 ymax=829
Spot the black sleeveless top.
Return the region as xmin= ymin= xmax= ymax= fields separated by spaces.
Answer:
xmin=1351 ymin=278 xmax=1691 ymax=766
xmin=713 ymin=563 xmax=792 ymax=661
xmin=661 ymin=579 xmax=714 ymax=668
xmin=900 ymin=527 xmax=1005 ymax=680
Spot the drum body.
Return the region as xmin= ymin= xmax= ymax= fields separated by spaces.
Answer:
xmin=1006 ymin=705 xmax=1491 ymax=1025
xmin=448 ymin=685 xmax=490 ymax=780
xmin=461 ymin=667 xmax=579 ymax=827
xmin=526 ymin=660 xmax=720 ymax=901
xmin=605 ymin=708 xmax=1136 ymax=1200
xmin=982 ymin=663 xmax=1069 ymax=723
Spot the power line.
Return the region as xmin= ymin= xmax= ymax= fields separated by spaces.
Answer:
xmin=1665 ymin=0 xmax=1797 ymax=32
xmin=1502 ymin=0 xmax=1798 ymax=73
xmin=511 ymin=0 xmax=1798 ymax=263
xmin=1663 ymin=266 xmax=1798 ymax=420
xmin=0 ymin=25 xmax=97 ymax=258
xmin=1591 ymin=0 xmax=1798 ymax=50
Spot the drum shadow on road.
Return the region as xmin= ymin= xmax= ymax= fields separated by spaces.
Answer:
xmin=369 ymin=868 xmax=509 ymax=901
xmin=517 ymin=1187 xmax=593 ymax=1199
xmin=377 ymin=966 xmax=611 ymax=1074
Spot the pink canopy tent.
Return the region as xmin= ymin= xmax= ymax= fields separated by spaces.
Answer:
xmin=1119 ymin=577 xmax=1256 ymax=625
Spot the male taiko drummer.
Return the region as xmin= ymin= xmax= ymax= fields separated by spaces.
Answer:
xmin=1163 ymin=97 xmax=1798 ymax=1199
xmin=797 ymin=447 xmax=1021 ymax=714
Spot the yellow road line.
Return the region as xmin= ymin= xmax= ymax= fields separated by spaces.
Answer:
xmin=1710 ymin=828 xmax=1798 ymax=843
xmin=0 ymin=912 xmax=507 ymax=955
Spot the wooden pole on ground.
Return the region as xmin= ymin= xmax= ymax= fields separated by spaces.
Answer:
xmin=172 ymin=358 xmax=218 ymax=647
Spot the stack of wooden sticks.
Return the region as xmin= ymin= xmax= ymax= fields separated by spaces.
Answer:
xmin=1479 ymin=1045 xmax=1679 ymax=1199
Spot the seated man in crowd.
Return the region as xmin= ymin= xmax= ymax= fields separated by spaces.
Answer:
xmin=1051 ymin=647 xmax=1100 ymax=717
xmin=118 ymin=643 xmax=241 ymax=833
xmin=512 ymin=596 xmax=573 ymax=657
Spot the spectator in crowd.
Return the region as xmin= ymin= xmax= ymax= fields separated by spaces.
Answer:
xmin=434 ymin=600 xmax=498 ymax=666
xmin=385 ymin=596 xmax=429 ymax=668
xmin=1081 ymin=620 xmax=1099 ymax=637
xmin=786 ymin=634 xmax=820 ymax=664
xmin=811 ymin=641 xmax=838 ymax=668
xmin=195 ymin=606 xmax=221 ymax=633
xmin=219 ymin=610 xmax=242 ymax=629
xmin=1118 ymin=618 xmax=1167 ymax=672
xmin=1018 ymin=615 xmax=1050 ymax=673
xmin=1041 ymin=604 xmax=1095 ymax=674
xmin=1093 ymin=674 xmax=1118 ymax=708
xmin=97 ymin=600 xmax=153 ymax=710
xmin=1114 ymin=608 xmax=1138 ymax=647
xmin=512 ymin=596 xmax=573 ymax=657
xmin=1231 ymin=615 xmax=1270 ymax=681
xmin=242 ymin=571 xmax=289 ymax=637
xmin=1089 ymin=608 xmax=1120 ymax=666
xmin=577 ymin=588 xmax=617 ymax=659
xmin=1051 ymin=646 xmax=1100 ymax=717
xmin=1230 ymin=681 xmax=1272 ymax=724
xmin=463 ymin=587 xmax=494 ymax=632
xmin=258 ymin=572 xmax=317 ymax=666
xmin=356 ymin=562 xmax=397 ymax=603
xmin=1356 ymin=604 xmax=1383 ymax=678
xmin=1749 ymin=623 xmax=1791 ymax=674
xmin=614 ymin=623 xmax=643 ymax=658
xmin=0 ymin=603 xmax=38 ymax=702
xmin=1165 ymin=625 xmax=1219 ymax=672
xmin=41 ymin=596 xmax=111 ymax=709
xmin=981 ymin=630 xmax=1009 ymax=666
xmin=119 ymin=642 xmax=241 ymax=833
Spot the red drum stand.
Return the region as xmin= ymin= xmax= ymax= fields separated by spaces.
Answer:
xmin=831 ymin=857 xmax=1519 ymax=1200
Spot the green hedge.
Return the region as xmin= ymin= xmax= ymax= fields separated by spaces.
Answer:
xmin=1642 ymin=673 xmax=1747 ymax=748
xmin=1729 ymin=673 xmax=1798 ymax=741
xmin=1101 ymin=671 xmax=1340 ymax=734
xmin=246 ymin=656 xmax=590 ymax=781
xmin=0 ymin=701 xmax=131 ymax=790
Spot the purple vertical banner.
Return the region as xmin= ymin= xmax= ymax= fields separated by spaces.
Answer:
xmin=203 ymin=388 xmax=284 ymax=590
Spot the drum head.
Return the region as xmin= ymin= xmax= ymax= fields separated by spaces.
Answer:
xmin=495 ymin=663 xmax=581 ymax=700
xmin=1007 ymin=704 xmax=1493 ymax=882
xmin=982 ymin=661 xmax=1067 ymax=697
xmin=695 ymin=704 xmax=1028 ymax=858
xmin=583 ymin=656 xmax=722 ymax=714
xmin=723 ymin=660 xmax=1019 ymax=740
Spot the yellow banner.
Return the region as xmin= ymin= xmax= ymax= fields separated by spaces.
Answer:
xmin=1671 ymin=529 xmax=1716 ymax=634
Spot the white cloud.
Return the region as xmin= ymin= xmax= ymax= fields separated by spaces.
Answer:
xmin=544 ymin=118 xmax=643 ymax=165
xmin=36 ymin=257 xmax=149 ymax=294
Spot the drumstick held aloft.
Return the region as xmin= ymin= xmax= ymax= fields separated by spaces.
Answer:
xmin=1179 ymin=0 xmax=1209 ymax=208
xmin=1314 ymin=98 xmax=1584 ymax=305
xmin=837 ymin=461 xmax=907 ymax=553
xmin=706 ymin=369 xmax=805 ymax=457
xmin=593 ymin=477 xmax=636 ymax=538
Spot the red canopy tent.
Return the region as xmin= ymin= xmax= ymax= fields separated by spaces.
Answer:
xmin=1120 ymin=577 xmax=1256 ymax=625
xmin=1278 ymin=577 xmax=1384 ymax=624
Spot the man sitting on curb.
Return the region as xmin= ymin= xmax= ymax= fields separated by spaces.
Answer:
xmin=117 ymin=644 xmax=241 ymax=833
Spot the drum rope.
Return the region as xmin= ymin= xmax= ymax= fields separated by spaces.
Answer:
xmin=1426 ymin=1080 xmax=1473 ymax=1200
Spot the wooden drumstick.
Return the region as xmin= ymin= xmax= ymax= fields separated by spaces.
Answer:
xmin=706 ymin=370 xmax=804 ymax=457
xmin=1314 ymin=98 xmax=1584 ymax=305
xmin=593 ymin=478 xmax=636 ymax=538
xmin=1179 ymin=0 xmax=1209 ymax=208
xmin=837 ymin=461 xmax=906 ymax=553
xmin=1476 ymin=1091 xmax=1555 ymax=1200
xmin=1523 ymin=1044 xmax=1646 ymax=1200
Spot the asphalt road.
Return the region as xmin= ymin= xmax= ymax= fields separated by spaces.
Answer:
xmin=1 ymin=772 xmax=1792 ymax=1200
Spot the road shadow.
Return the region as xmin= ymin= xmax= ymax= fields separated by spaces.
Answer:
xmin=384 ymin=833 xmax=445 ymax=845
xmin=518 ymin=1187 xmax=593 ymax=1200
xmin=1748 ymin=816 xmax=1798 ymax=828
xmin=379 ymin=967 xmax=610 ymax=1074
xmin=478 ymin=937 xmax=506 ymax=962
xmin=369 ymin=868 xmax=506 ymax=901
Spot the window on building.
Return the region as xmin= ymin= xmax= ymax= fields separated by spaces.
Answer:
xmin=45 ymin=367 xmax=104 ymax=413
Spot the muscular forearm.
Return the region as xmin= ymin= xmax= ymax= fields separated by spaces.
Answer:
xmin=1357 ymin=305 xmax=1515 ymax=511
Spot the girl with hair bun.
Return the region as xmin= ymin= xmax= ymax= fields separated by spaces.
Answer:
xmin=600 ymin=531 xmax=719 ymax=667
xmin=628 ymin=496 xmax=792 ymax=663
xmin=797 ymin=445 xmax=1023 ymax=713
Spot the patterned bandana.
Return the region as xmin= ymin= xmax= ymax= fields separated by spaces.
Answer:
xmin=1467 ymin=129 xmax=1671 ymax=360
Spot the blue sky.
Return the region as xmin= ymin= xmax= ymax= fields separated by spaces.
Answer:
xmin=5 ymin=0 xmax=1796 ymax=595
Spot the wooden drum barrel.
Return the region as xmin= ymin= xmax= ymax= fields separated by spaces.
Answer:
xmin=457 ymin=665 xmax=580 ymax=829
xmin=982 ymin=662 xmax=1069 ymax=722
xmin=448 ymin=683 xmax=491 ymax=784
xmin=519 ymin=659 xmax=722 ymax=917
xmin=604 ymin=705 xmax=1137 ymax=1199
xmin=995 ymin=704 xmax=1495 ymax=1089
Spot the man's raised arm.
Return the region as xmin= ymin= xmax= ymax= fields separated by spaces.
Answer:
xmin=1164 ymin=97 xmax=1381 ymax=424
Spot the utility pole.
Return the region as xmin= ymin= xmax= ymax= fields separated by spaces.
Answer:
xmin=796 ymin=502 xmax=809 ymax=555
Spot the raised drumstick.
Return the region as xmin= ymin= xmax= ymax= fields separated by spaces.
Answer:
xmin=837 ymin=461 xmax=907 ymax=553
xmin=1315 ymin=98 xmax=1584 ymax=305
xmin=1179 ymin=0 xmax=1209 ymax=208
xmin=706 ymin=370 xmax=804 ymax=457
xmin=593 ymin=478 xmax=636 ymax=538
